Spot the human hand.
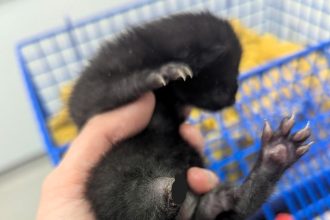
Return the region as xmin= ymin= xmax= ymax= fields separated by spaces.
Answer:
xmin=37 ymin=92 xmax=218 ymax=219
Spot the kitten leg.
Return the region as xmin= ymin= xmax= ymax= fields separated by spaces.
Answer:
xmin=188 ymin=115 xmax=312 ymax=220
xmin=70 ymin=62 xmax=192 ymax=126
xmin=103 ymin=62 xmax=193 ymax=106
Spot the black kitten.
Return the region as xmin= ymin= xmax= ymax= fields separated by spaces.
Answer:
xmin=69 ymin=12 xmax=312 ymax=220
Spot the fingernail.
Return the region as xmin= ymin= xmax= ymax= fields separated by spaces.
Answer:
xmin=206 ymin=170 xmax=219 ymax=186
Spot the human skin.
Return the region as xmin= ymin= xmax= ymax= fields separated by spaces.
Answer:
xmin=37 ymin=92 xmax=218 ymax=220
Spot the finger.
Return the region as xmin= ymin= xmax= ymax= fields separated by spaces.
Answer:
xmin=59 ymin=92 xmax=156 ymax=174
xmin=180 ymin=124 xmax=204 ymax=154
xmin=187 ymin=167 xmax=219 ymax=194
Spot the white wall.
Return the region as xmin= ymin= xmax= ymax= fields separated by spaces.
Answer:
xmin=0 ymin=0 xmax=132 ymax=172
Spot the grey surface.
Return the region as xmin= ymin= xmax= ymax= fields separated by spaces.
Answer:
xmin=0 ymin=156 xmax=52 ymax=220
xmin=0 ymin=0 xmax=132 ymax=172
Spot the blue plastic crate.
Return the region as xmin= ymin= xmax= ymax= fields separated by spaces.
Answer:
xmin=16 ymin=0 xmax=330 ymax=219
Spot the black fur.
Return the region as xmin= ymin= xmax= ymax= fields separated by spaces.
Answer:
xmin=69 ymin=12 xmax=311 ymax=220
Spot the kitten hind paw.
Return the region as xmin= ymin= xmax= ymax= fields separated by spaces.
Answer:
xmin=260 ymin=115 xmax=313 ymax=172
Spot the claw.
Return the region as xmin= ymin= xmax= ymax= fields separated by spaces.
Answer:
xmin=292 ymin=121 xmax=311 ymax=142
xmin=296 ymin=141 xmax=314 ymax=156
xmin=280 ymin=113 xmax=295 ymax=135
xmin=306 ymin=121 xmax=310 ymax=128
xmin=160 ymin=77 xmax=167 ymax=86
xmin=262 ymin=120 xmax=273 ymax=143
xmin=147 ymin=73 xmax=167 ymax=88
xmin=177 ymin=69 xmax=187 ymax=81
xmin=182 ymin=66 xmax=193 ymax=78
xmin=156 ymin=75 xmax=167 ymax=86
xmin=288 ymin=113 xmax=295 ymax=125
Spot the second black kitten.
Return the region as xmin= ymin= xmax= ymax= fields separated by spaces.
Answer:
xmin=69 ymin=12 xmax=312 ymax=220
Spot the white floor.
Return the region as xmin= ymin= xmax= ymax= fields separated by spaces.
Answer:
xmin=0 ymin=156 xmax=52 ymax=220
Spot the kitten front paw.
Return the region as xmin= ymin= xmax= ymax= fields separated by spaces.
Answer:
xmin=147 ymin=63 xmax=193 ymax=88
xmin=260 ymin=115 xmax=313 ymax=173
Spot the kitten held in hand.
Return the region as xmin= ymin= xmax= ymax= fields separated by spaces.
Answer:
xmin=69 ymin=12 xmax=311 ymax=220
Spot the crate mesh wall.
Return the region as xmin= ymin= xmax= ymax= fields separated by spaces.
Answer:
xmin=16 ymin=0 xmax=330 ymax=219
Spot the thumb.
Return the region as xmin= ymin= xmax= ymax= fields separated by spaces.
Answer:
xmin=187 ymin=167 xmax=219 ymax=194
xmin=59 ymin=92 xmax=155 ymax=174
